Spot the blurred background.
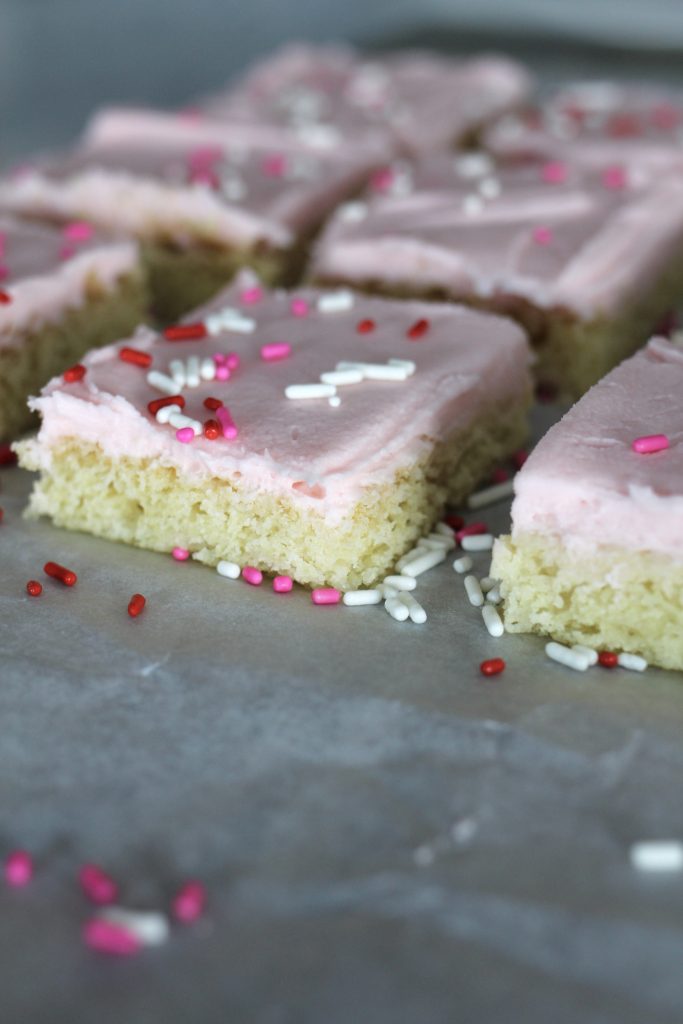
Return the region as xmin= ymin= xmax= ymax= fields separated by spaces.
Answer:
xmin=3 ymin=0 xmax=683 ymax=162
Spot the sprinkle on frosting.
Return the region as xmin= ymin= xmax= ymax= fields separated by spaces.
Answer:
xmin=631 ymin=433 xmax=669 ymax=454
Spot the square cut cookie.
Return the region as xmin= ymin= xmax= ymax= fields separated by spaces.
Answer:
xmin=200 ymin=43 xmax=533 ymax=156
xmin=0 ymin=215 xmax=146 ymax=440
xmin=17 ymin=276 xmax=532 ymax=590
xmin=312 ymin=153 xmax=683 ymax=401
xmin=0 ymin=109 xmax=381 ymax=322
xmin=492 ymin=337 xmax=683 ymax=671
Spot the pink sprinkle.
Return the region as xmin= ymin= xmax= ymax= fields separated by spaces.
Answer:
xmin=602 ymin=165 xmax=627 ymax=190
xmin=311 ymin=588 xmax=342 ymax=605
xmin=240 ymin=286 xmax=263 ymax=305
xmin=631 ymin=433 xmax=669 ymax=454
xmin=0 ymin=265 xmax=7 ymax=282
xmin=84 ymin=918 xmax=141 ymax=956
xmin=216 ymin=405 xmax=238 ymax=439
xmin=273 ymin=575 xmax=293 ymax=593
xmin=261 ymin=342 xmax=291 ymax=362
xmin=455 ymin=522 xmax=488 ymax=543
xmin=370 ymin=167 xmax=394 ymax=193
xmin=290 ymin=297 xmax=309 ymax=318
xmin=215 ymin=364 xmax=231 ymax=382
xmin=4 ymin=850 xmax=33 ymax=887
xmin=172 ymin=880 xmax=206 ymax=924
xmin=172 ymin=547 xmax=190 ymax=561
xmin=63 ymin=220 xmax=94 ymax=243
xmin=189 ymin=168 xmax=220 ymax=189
xmin=225 ymin=352 xmax=240 ymax=371
xmin=79 ymin=864 xmax=118 ymax=905
xmin=176 ymin=426 xmax=195 ymax=444
xmin=58 ymin=244 xmax=76 ymax=262
xmin=262 ymin=153 xmax=287 ymax=177
xmin=242 ymin=566 xmax=263 ymax=586
xmin=532 ymin=225 xmax=553 ymax=245
xmin=188 ymin=145 xmax=222 ymax=169
xmin=540 ymin=161 xmax=568 ymax=184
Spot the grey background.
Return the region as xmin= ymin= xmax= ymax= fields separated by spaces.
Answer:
xmin=2 ymin=4 xmax=683 ymax=1022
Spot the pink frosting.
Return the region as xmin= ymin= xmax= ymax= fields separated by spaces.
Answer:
xmin=27 ymin=273 xmax=531 ymax=523
xmin=511 ymin=337 xmax=683 ymax=559
xmin=0 ymin=215 xmax=139 ymax=348
xmin=312 ymin=156 xmax=683 ymax=318
xmin=201 ymin=44 xmax=533 ymax=156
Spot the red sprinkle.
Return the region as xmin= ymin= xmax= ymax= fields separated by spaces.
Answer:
xmin=119 ymin=347 xmax=152 ymax=369
xmin=79 ymin=863 xmax=118 ymax=905
xmin=480 ymin=658 xmax=506 ymax=677
xmin=535 ymin=381 xmax=558 ymax=403
xmin=407 ymin=318 xmax=430 ymax=340
xmin=513 ymin=449 xmax=528 ymax=470
xmin=0 ymin=444 xmax=17 ymax=466
xmin=44 ymin=561 xmax=77 ymax=587
xmin=63 ymin=364 xmax=86 ymax=384
xmin=598 ymin=651 xmax=618 ymax=669
xmin=203 ymin=396 xmax=223 ymax=411
xmin=444 ymin=513 xmax=465 ymax=532
xmin=356 ymin=318 xmax=375 ymax=334
xmin=127 ymin=593 xmax=146 ymax=618
xmin=0 ymin=289 xmax=11 ymax=304
xmin=147 ymin=394 xmax=185 ymax=416
xmin=456 ymin=522 xmax=488 ymax=542
xmin=26 ymin=580 xmax=42 ymax=597
xmin=203 ymin=418 xmax=220 ymax=440
xmin=491 ymin=467 xmax=510 ymax=484
xmin=163 ymin=322 xmax=207 ymax=342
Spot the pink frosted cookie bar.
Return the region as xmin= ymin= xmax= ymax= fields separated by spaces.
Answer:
xmin=312 ymin=152 xmax=683 ymax=400
xmin=201 ymin=43 xmax=533 ymax=156
xmin=492 ymin=337 xmax=683 ymax=671
xmin=17 ymin=275 xmax=532 ymax=589
xmin=0 ymin=215 xmax=146 ymax=440
xmin=0 ymin=109 xmax=381 ymax=322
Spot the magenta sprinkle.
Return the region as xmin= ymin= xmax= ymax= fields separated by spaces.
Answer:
xmin=602 ymin=165 xmax=627 ymax=190
xmin=260 ymin=342 xmax=291 ymax=362
xmin=215 ymin=365 xmax=231 ymax=381
xmin=456 ymin=522 xmax=488 ymax=543
xmin=540 ymin=161 xmax=568 ymax=184
xmin=4 ymin=850 xmax=33 ymax=887
xmin=311 ymin=588 xmax=342 ymax=605
xmin=172 ymin=880 xmax=206 ymax=924
xmin=242 ymin=566 xmax=263 ymax=586
xmin=79 ymin=863 xmax=118 ymax=905
xmin=262 ymin=153 xmax=287 ymax=177
xmin=225 ymin=353 xmax=240 ymax=371
xmin=273 ymin=575 xmax=293 ymax=593
xmin=63 ymin=220 xmax=94 ymax=242
xmin=240 ymin=286 xmax=263 ymax=305
xmin=532 ymin=225 xmax=553 ymax=245
xmin=631 ymin=433 xmax=669 ymax=454
xmin=216 ymin=406 xmax=238 ymax=439
xmin=290 ymin=297 xmax=309 ymax=318
xmin=172 ymin=547 xmax=190 ymax=561
xmin=84 ymin=918 xmax=141 ymax=956
xmin=370 ymin=167 xmax=394 ymax=193
xmin=176 ymin=426 xmax=195 ymax=444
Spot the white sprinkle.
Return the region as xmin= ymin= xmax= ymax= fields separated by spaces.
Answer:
xmin=320 ymin=369 xmax=364 ymax=386
xmin=328 ymin=395 xmax=341 ymax=408
xmin=478 ymin=176 xmax=501 ymax=199
xmin=482 ymin=603 xmax=504 ymax=638
xmin=467 ymin=479 xmax=515 ymax=509
xmin=205 ymin=312 xmax=229 ymax=336
xmin=382 ymin=575 xmax=417 ymax=591
xmin=385 ymin=595 xmax=410 ymax=622
xmin=463 ymin=194 xmax=484 ymax=216
xmin=99 ymin=908 xmax=169 ymax=947
xmin=433 ymin=522 xmax=455 ymax=539
xmin=427 ymin=531 xmax=455 ymax=551
xmin=453 ymin=555 xmax=473 ymax=574
xmin=455 ymin=152 xmax=493 ymax=179
xmin=387 ymin=358 xmax=416 ymax=375
xmin=200 ymin=357 xmax=216 ymax=381
xmin=400 ymin=548 xmax=447 ymax=578
xmin=222 ymin=314 xmax=255 ymax=334
xmin=335 ymin=361 xmax=410 ymax=382
xmin=146 ymin=370 xmax=179 ymax=395
xmin=618 ymin=652 xmax=648 ymax=672
xmin=572 ymin=644 xmax=598 ymax=667
xmin=186 ymin=356 xmax=201 ymax=388
xmin=451 ymin=818 xmax=478 ymax=845
xmin=464 ymin=575 xmax=484 ymax=607
xmin=395 ymin=546 xmax=427 ymax=571
xmin=399 ymin=592 xmax=427 ymax=624
xmin=486 ymin=586 xmax=502 ymax=606
xmin=630 ymin=840 xmax=683 ymax=873
xmin=168 ymin=412 xmax=202 ymax=433
xmin=155 ymin=403 xmax=182 ymax=424
xmin=461 ymin=533 xmax=494 ymax=552
xmin=222 ymin=175 xmax=246 ymax=201
xmin=545 ymin=641 xmax=591 ymax=672
xmin=169 ymin=359 xmax=187 ymax=388
xmin=317 ymin=290 xmax=354 ymax=313
xmin=343 ymin=588 xmax=383 ymax=606
xmin=414 ymin=844 xmax=435 ymax=867
xmin=285 ymin=383 xmax=336 ymax=400
xmin=480 ymin=576 xmax=497 ymax=593
xmin=216 ymin=560 xmax=241 ymax=579
xmin=420 ymin=537 xmax=452 ymax=552
xmin=381 ymin=584 xmax=400 ymax=600
xmin=338 ymin=200 xmax=368 ymax=222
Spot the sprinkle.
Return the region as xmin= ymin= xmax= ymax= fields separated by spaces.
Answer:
xmin=44 ymin=561 xmax=77 ymax=587
xmin=172 ymin=881 xmax=206 ymax=924
xmin=461 ymin=533 xmax=494 ymax=552
xmin=407 ymin=318 xmax=430 ymax=340
xmin=399 ymin=592 xmax=427 ymax=624
xmin=479 ymin=176 xmax=501 ymax=199
xmin=240 ymin=285 xmax=263 ymax=305
xmin=382 ymin=575 xmax=417 ymax=591
xmin=273 ymin=576 xmax=293 ymax=593
xmin=84 ymin=918 xmax=141 ymax=956
xmin=482 ymin=604 xmax=504 ymax=637
xmin=169 ymin=359 xmax=186 ymax=387
xmin=261 ymin=342 xmax=292 ymax=362
xmin=631 ymin=434 xmax=669 ymax=454
xmin=156 ymin=404 xmax=182 ymax=425
xmin=200 ymin=357 xmax=216 ymax=381
xmin=480 ymin=657 xmax=505 ymax=676
xmin=400 ymin=548 xmax=447 ymax=578
xmin=163 ymin=322 xmax=207 ymax=342
xmin=215 ymin=364 xmax=230 ymax=381
xmin=99 ymin=908 xmax=169 ymax=947
xmin=571 ymin=644 xmax=598 ymax=667
xmin=242 ymin=566 xmax=263 ymax=586
xmin=285 ymin=383 xmax=336 ymax=400
xmin=127 ymin=593 xmax=146 ymax=618
xmin=532 ymin=225 xmax=553 ymax=245
xmin=26 ymin=580 xmax=42 ymax=597
xmin=343 ymin=589 xmax=383 ymax=606
xmin=176 ymin=426 xmax=196 ymax=444
xmin=172 ymin=547 xmax=190 ymax=561
xmin=204 ymin=396 xmax=223 ymax=411
xmin=147 ymin=370 xmax=180 ymax=395
xmin=0 ymin=265 xmax=7 ymax=281
xmin=262 ymin=152 xmax=287 ymax=177
xmin=63 ymin=220 xmax=94 ymax=242
xmin=513 ymin=449 xmax=528 ymax=470
xmin=464 ymin=575 xmax=484 ymax=607
xmin=385 ymin=595 xmax=410 ymax=622
xmin=491 ymin=467 xmax=510 ymax=484
xmin=147 ymin=394 xmax=185 ymax=415
xmin=453 ymin=555 xmax=473 ymax=574
xmin=63 ymin=364 xmax=86 ymax=384
xmin=486 ymin=586 xmax=502 ymax=605
xmin=185 ymin=356 xmax=201 ymax=388
xmin=203 ymin=418 xmax=220 ymax=439
xmin=312 ymin=588 xmax=341 ymax=605
xmin=598 ymin=650 xmax=618 ymax=668
xmin=545 ymin=641 xmax=591 ymax=671
xmin=216 ymin=560 xmax=240 ymax=579
xmin=216 ymin=406 xmax=238 ymax=439
xmin=456 ymin=522 xmax=488 ymax=543
xmin=480 ymin=577 xmax=497 ymax=593
xmin=79 ymin=864 xmax=118 ymax=905
xmin=356 ymin=318 xmax=375 ymax=334
xmin=630 ymin=841 xmax=683 ymax=873
xmin=541 ymin=161 xmax=568 ymax=184
xmin=335 ymin=360 xmax=411 ymax=381
xmin=320 ymin=369 xmax=363 ymax=386
xmin=219 ymin=313 xmax=255 ymax=335
xmin=463 ymin=194 xmax=484 ymax=216
xmin=225 ymin=353 xmax=240 ymax=370
xmin=602 ymin=165 xmax=627 ymax=190
xmin=290 ymin=297 xmax=310 ymax=317
xmin=444 ymin=513 xmax=465 ymax=531
xmin=426 ymin=531 xmax=455 ymax=551
xmin=4 ymin=850 xmax=33 ymax=887
xmin=119 ymin=346 xmax=152 ymax=368
xmin=317 ymin=290 xmax=354 ymax=314
xmin=0 ymin=289 xmax=11 ymax=304
xmin=618 ymin=652 xmax=648 ymax=672
xmin=339 ymin=200 xmax=368 ymax=222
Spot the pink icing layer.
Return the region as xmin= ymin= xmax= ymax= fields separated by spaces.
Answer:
xmin=27 ymin=273 xmax=531 ymax=524
xmin=0 ymin=111 xmax=381 ymax=251
xmin=312 ymin=156 xmax=683 ymax=318
xmin=200 ymin=44 xmax=533 ymax=157
xmin=0 ymin=215 xmax=139 ymax=348
xmin=511 ymin=337 xmax=683 ymax=560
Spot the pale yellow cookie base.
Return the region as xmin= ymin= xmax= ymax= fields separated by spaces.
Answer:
xmin=0 ymin=271 xmax=148 ymax=441
xmin=491 ymin=533 xmax=683 ymax=671
xmin=18 ymin=395 xmax=529 ymax=589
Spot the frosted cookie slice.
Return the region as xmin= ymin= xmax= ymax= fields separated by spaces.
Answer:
xmin=492 ymin=338 xmax=683 ymax=671
xmin=0 ymin=110 xmax=380 ymax=322
xmin=312 ymin=155 xmax=683 ymax=400
xmin=17 ymin=276 xmax=532 ymax=590
xmin=0 ymin=215 xmax=146 ymax=440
